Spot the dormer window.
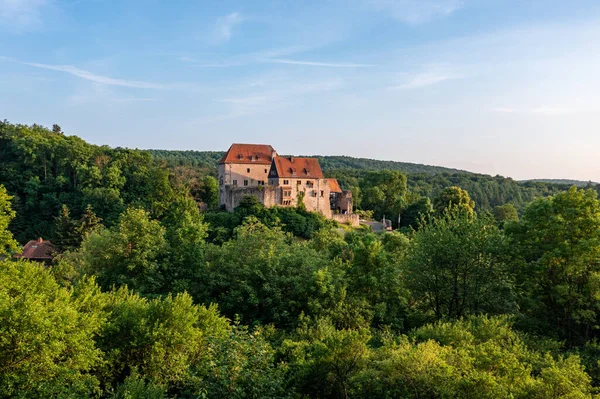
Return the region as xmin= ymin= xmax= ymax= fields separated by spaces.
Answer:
xmin=237 ymin=154 xmax=243 ymax=160
xmin=304 ymin=168 xmax=310 ymax=176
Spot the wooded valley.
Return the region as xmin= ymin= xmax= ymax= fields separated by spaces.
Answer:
xmin=2 ymin=121 xmax=600 ymax=398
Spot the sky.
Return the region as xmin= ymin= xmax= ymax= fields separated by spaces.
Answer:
xmin=1 ymin=0 xmax=600 ymax=181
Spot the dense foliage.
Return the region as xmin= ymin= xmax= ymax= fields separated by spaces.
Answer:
xmin=148 ymin=148 xmax=582 ymax=214
xmin=3 ymin=121 xmax=600 ymax=398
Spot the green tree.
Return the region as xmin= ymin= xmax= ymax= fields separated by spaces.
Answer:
xmin=507 ymin=187 xmax=600 ymax=345
xmin=0 ymin=261 xmax=104 ymax=397
xmin=352 ymin=316 xmax=595 ymax=398
xmin=200 ymin=175 xmax=219 ymax=209
xmin=161 ymin=193 xmax=208 ymax=293
xmin=406 ymin=209 xmax=514 ymax=321
xmin=359 ymin=170 xmax=407 ymax=223
xmin=344 ymin=232 xmax=410 ymax=329
xmin=283 ymin=317 xmax=370 ymax=399
xmin=78 ymin=207 xmax=167 ymax=293
xmin=434 ymin=186 xmax=475 ymax=215
xmin=198 ymin=324 xmax=290 ymax=398
xmin=400 ymin=196 xmax=433 ymax=229
xmin=77 ymin=204 xmax=103 ymax=239
xmin=0 ymin=185 xmax=19 ymax=256
xmin=97 ymin=288 xmax=229 ymax=391
xmin=54 ymin=204 xmax=78 ymax=251
xmin=492 ymin=203 xmax=519 ymax=226
xmin=111 ymin=371 xmax=166 ymax=399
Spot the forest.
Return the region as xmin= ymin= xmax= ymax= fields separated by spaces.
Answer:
xmin=2 ymin=120 xmax=600 ymax=398
xmin=147 ymin=149 xmax=599 ymax=215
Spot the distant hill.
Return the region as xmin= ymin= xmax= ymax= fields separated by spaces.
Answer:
xmin=147 ymin=150 xmax=469 ymax=176
xmin=147 ymin=149 xmax=592 ymax=212
xmin=147 ymin=150 xmax=224 ymax=169
xmin=306 ymin=155 xmax=468 ymax=175
xmin=521 ymin=179 xmax=599 ymax=187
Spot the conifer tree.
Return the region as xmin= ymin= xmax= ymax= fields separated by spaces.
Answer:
xmin=54 ymin=204 xmax=78 ymax=251
xmin=77 ymin=204 xmax=103 ymax=239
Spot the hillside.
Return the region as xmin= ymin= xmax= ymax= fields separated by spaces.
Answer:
xmin=147 ymin=149 xmax=584 ymax=213
xmin=522 ymin=179 xmax=599 ymax=187
xmin=307 ymin=155 xmax=467 ymax=175
xmin=147 ymin=150 xmax=469 ymax=175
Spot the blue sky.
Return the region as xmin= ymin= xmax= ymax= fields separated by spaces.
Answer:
xmin=2 ymin=0 xmax=600 ymax=180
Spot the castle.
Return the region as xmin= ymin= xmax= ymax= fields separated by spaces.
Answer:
xmin=218 ymin=144 xmax=357 ymax=224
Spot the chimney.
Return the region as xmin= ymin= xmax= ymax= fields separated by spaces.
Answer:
xmin=271 ymin=150 xmax=277 ymax=160
xmin=38 ymin=237 xmax=43 ymax=243
xmin=290 ymin=156 xmax=294 ymax=162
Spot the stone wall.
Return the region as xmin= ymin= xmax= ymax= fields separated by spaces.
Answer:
xmin=332 ymin=213 xmax=360 ymax=226
xmin=268 ymin=177 xmax=332 ymax=218
xmin=219 ymin=163 xmax=271 ymax=208
xmin=223 ymin=185 xmax=277 ymax=212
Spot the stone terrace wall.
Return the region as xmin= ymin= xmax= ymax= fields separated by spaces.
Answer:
xmin=332 ymin=213 xmax=360 ymax=226
xmin=224 ymin=186 xmax=277 ymax=211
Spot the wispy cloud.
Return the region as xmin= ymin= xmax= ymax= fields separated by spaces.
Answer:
xmin=368 ymin=0 xmax=463 ymax=25
xmin=531 ymin=107 xmax=574 ymax=116
xmin=268 ymin=59 xmax=375 ymax=68
xmin=0 ymin=0 xmax=52 ymax=31
xmin=389 ymin=65 xmax=461 ymax=89
xmin=491 ymin=107 xmax=516 ymax=113
xmin=3 ymin=57 xmax=168 ymax=89
xmin=492 ymin=106 xmax=579 ymax=116
xmin=213 ymin=12 xmax=243 ymax=43
xmin=195 ymin=78 xmax=343 ymax=124
xmin=113 ymin=97 xmax=156 ymax=102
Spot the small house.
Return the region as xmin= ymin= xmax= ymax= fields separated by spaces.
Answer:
xmin=15 ymin=238 xmax=56 ymax=263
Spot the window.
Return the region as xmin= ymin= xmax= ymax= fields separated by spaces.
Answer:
xmin=233 ymin=180 xmax=237 ymax=186
xmin=283 ymin=180 xmax=289 ymax=185
xmin=244 ymin=180 xmax=249 ymax=186
xmin=247 ymin=168 xmax=251 ymax=173
xmin=283 ymin=190 xmax=292 ymax=197
xmin=297 ymin=180 xmax=302 ymax=185
xmin=306 ymin=181 xmax=314 ymax=188
xmin=283 ymin=200 xmax=292 ymax=206
xmin=258 ymin=181 xmax=265 ymax=185
xmin=320 ymin=190 xmax=324 ymax=197
xmin=264 ymin=169 xmax=268 ymax=173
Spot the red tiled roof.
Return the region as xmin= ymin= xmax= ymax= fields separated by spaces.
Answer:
xmin=219 ymin=143 xmax=275 ymax=165
xmin=273 ymin=156 xmax=324 ymax=178
xmin=326 ymin=178 xmax=343 ymax=193
xmin=19 ymin=238 xmax=55 ymax=260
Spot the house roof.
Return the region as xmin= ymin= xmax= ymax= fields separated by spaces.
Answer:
xmin=326 ymin=178 xmax=343 ymax=193
xmin=19 ymin=238 xmax=55 ymax=260
xmin=272 ymin=156 xmax=324 ymax=179
xmin=219 ymin=143 xmax=276 ymax=165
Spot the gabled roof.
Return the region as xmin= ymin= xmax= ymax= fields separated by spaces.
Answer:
xmin=219 ymin=143 xmax=275 ymax=165
xmin=326 ymin=178 xmax=343 ymax=193
xmin=272 ymin=156 xmax=324 ymax=179
xmin=19 ymin=238 xmax=55 ymax=260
